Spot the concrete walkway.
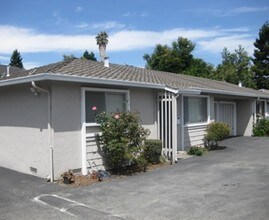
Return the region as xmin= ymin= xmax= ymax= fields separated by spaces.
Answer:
xmin=1 ymin=137 xmax=269 ymax=219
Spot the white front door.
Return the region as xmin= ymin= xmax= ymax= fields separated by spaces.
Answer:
xmin=216 ymin=102 xmax=236 ymax=136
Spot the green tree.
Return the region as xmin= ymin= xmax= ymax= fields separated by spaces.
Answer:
xmin=143 ymin=37 xmax=214 ymax=78
xmin=96 ymin=31 xmax=109 ymax=61
xmin=252 ymin=21 xmax=269 ymax=89
xmin=143 ymin=37 xmax=195 ymax=73
xmin=183 ymin=58 xmax=215 ymax=78
xmin=9 ymin=49 xmax=23 ymax=69
xmin=81 ymin=50 xmax=97 ymax=61
xmin=215 ymin=46 xmax=255 ymax=88
xmin=63 ymin=54 xmax=76 ymax=61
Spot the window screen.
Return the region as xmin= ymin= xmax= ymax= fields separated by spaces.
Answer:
xmin=85 ymin=91 xmax=126 ymax=123
xmin=184 ymin=97 xmax=207 ymax=124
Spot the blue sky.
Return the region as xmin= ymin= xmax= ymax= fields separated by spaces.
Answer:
xmin=0 ymin=0 xmax=268 ymax=69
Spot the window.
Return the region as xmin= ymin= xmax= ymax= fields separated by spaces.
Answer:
xmin=256 ymin=100 xmax=265 ymax=116
xmin=184 ymin=96 xmax=208 ymax=125
xmin=85 ymin=90 xmax=127 ymax=123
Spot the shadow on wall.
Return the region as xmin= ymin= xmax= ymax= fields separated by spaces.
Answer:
xmin=0 ymin=85 xmax=48 ymax=130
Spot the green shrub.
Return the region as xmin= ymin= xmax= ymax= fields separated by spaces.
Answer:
xmin=204 ymin=122 xmax=230 ymax=148
xmin=96 ymin=112 xmax=150 ymax=170
xmin=133 ymin=155 xmax=148 ymax=172
xmin=187 ymin=147 xmax=207 ymax=156
xmin=143 ymin=139 xmax=162 ymax=164
xmin=253 ymin=118 xmax=269 ymax=136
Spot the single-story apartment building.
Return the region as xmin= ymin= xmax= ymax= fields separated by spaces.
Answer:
xmin=1 ymin=59 xmax=269 ymax=181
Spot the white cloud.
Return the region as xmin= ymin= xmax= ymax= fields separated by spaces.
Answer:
xmin=0 ymin=55 xmax=10 ymax=61
xmin=193 ymin=6 xmax=269 ymax=17
xmin=0 ymin=25 xmax=255 ymax=57
xmin=75 ymin=6 xmax=83 ymax=12
xmin=52 ymin=11 xmax=68 ymax=25
xmin=75 ymin=21 xmax=125 ymax=30
xmin=75 ymin=22 xmax=89 ymax=29
xmin=232 ymin=6 xmax=269 ymax=14
xmin=209 ymin=6 xmax=269 ymax=17
xmin=90 ymin=21 xmax=125 ymax=30
xmin=198 ymin=35 xmax=254 ymax=55
xmin=122 ymin=11 xmax=150 ymax=17
xmin=23 ymin=61 xmax=42 ymax=70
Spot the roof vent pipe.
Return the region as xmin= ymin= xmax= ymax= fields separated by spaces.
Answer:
xmin=104 ymin=57 xmax=109 ymax=68
xmin=6 ymin=65 xmax=10 ymax=77
xmin=238 ymin=81 xmax=242 ymax=87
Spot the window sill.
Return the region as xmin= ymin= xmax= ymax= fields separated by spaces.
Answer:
xmin=184 ymin=122 xmax=209 ymax=128
xmin=85 ymin=123 xmax=100 ymax=127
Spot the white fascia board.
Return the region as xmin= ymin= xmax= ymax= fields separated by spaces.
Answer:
xmin=164 ymin=87 xmax=201 ymax=95
xmin=191 ymin=87 xmax=269 ymax=99
xmin=0 ymin=73 xmax=166 ymax=90
xmin=0 ymin=74 xmax=47 ymax=86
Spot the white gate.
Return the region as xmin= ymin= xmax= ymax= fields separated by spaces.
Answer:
xmin=157 ymin=91 xmax=177 ymax=161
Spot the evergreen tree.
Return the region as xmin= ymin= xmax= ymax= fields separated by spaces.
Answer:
xmin=143 ymin=37 xmax=214 ymax=78
xmin=9 ymin=49 xmax=23 ymax=69
xmin=252 ymin=21 xmax=269 ymax=89
xmin=215 ymin=46 xmax=255 ymax=88
xmin=81 ymin=50 xmax=97 ymax=61
xmin=143 ymin=37 xmax=195 ymax=73
xmin=63 ymin=54 xmax=76 ymax=61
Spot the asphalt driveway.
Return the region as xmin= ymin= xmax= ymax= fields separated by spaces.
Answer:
xmin=1 ymin=136 xmax=269 ymax=220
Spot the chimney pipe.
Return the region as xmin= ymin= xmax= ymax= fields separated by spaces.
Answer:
xmin=238 ymin=81 xmax=242 ymax=87
xmin=104 ymin=57 xmax=109 ymax=67
xmin=6 ymin=65 xmax=10 ymax=77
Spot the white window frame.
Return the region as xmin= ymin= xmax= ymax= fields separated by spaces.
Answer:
xmin=81 ymin=87 xmax=130 ymax=127
xmin=256 ymin=99 xmax=267 ymax=118
xmin=183 ymin=95 xmax=210 ymax=127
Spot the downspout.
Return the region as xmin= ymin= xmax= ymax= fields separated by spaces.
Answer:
xmin=173 ymin=93 xmax=180 ymax=162
xmin=180 ymin=94 xmax=185 ymax=151
xmin=31 ymin=81 xmax=54 ymax=182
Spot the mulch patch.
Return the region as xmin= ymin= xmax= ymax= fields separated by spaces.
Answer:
xmin=57 ymin=161 xmax=170 ymax=187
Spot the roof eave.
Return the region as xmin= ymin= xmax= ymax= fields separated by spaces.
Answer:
xmin=0 ymin=73 xmax=166 ymax=90
xmin=195 ymin=87 xmax=269 ymax=99
xmin=164 ymin=87 xmax=201 ymax=95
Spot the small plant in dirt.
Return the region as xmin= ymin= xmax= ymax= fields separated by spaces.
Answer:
xmin=204 ymin=122 xmax=230 ymax=149
xmin=253 ymin=118 xmax=269 ymax=136
xmin=188 ymin=146 xmax=207 ymax=156
xmin=96 ymin=111 xmax=150 ymax=171
xmin=143 ymin=139 xmax=162 ymax=164
xmin=61 ymin=170 xmax=75 ymax=184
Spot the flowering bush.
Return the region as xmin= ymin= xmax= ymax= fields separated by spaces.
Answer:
xmin=96 ymin=112 xmax=150 ymax=170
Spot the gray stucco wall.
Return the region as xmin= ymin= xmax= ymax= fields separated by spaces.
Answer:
xmin=129 ymin=88 xmax=158 ymax=139
xmin=51 ymin=83 xmax=82 ymax=179
xmin=0 ymin=82 xmax=163 ymax=179
xmin=237 ymin=99 xmax=255 ymax=136
xmin=0 ymin=84 xmax=50 ymax=178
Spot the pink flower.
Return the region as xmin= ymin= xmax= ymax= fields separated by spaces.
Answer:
xmin=92 ymin=106 xmax=97 ymax=111
xmin=114 ymin=114 xmax=120 ymax=120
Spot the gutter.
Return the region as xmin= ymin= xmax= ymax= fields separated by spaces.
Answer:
xmin=2 ymin=73 xmax=267 ymax=99
xmin=164 ymin=87 xmax=201 ymax=95
xmin=0 ymin=73 xmax=166 ymax=90
xmin=31 ymin=81 xmax=54 ymax=182
xmin=190 ymin=87 xmax=269 ymax=99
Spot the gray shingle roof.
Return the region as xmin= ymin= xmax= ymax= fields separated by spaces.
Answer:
xmin=26 ymin=58 xmax=269 ymax=98
xmin=0 ymin=65 xmax=27 ymax=80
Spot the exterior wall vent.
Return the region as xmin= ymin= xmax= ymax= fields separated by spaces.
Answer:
xmin=30 ymin=166 xmax=37 ymax=173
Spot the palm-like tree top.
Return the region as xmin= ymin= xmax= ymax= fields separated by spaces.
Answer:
xmin=96 ymin=31 xmax=109 ymax=46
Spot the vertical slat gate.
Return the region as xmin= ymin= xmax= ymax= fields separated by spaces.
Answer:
xmin=158 ymin=91 xmax=177 ymax=161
